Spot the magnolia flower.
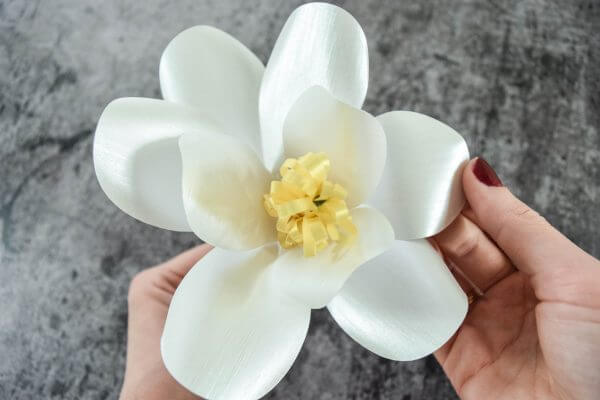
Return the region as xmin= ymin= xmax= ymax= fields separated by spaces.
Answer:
xmin=93 ymin=3 xmax=470 ymax=399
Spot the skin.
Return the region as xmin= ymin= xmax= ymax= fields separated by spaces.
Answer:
xmin=120 ymin=245 xmax=212 ymax=400
xmin=120 ymin=158 xmax=600 ymax=400
xmin=432 ymin=158 xmax=600 ymax=400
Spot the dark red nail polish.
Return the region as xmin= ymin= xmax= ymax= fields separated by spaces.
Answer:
xmin=473 ymin=158 xmax=503 ymax=187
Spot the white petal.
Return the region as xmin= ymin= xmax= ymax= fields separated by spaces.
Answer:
xmin=161 ymin=245 xmax=310 ymax=400
xmin=269 ymin=207 xmax=394 ymax=309
xmin=259 ymin=3 xmax=369 ymax=171
xmin=328 ymin=239 xmax=468 ymax=361
xmin=283 ymin=86 xmax=386 ymax=207
xmin=179 ymin=131 xmax=275 ymax=250
xmin=160 ymin=26 xmax=264 ymax=157
xmin=368 ymin=111 xmax=469 ymax=239
xmin=93 ymin=97 xmax=211 ymax=231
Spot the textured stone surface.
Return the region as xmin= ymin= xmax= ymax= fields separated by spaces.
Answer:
xmin=1 ymin=0 xmax=599 ymax=399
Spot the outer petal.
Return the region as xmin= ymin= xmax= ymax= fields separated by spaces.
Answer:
xmin=283 ymin=86 xmax=387 ymax=207
xmin=179 ymin=131 xmax=275 ymax=250
xmin=368 ymin=111 xmax=469 ymax=239
xmin=160 ymin=26 xmax=264 ymax=156
xmin=328 ymin=239 xmax=468 ymax=361
xmin=161 ymin=244 xmax=310 ymax=400
xmin=259 ymin=2 xmax=369 ymax=170
xmin=93 ymin=97 xmax=212 ymax=231
xmin=269 ymin=207 xmax=394 ymax=309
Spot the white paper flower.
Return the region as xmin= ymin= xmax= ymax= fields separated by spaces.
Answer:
xmin=93 ymin=3 xmax=470 ymax=399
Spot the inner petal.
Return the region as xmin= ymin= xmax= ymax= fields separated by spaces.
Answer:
xmin=282 ymin=86 xmax=387 ymax=207
xmin=179 ymin=131 xmax=275 ymax=250
xmin=268 ymin=206 xmax=395 ymax=309
xmin=263 ymin=152 xmax=357 ymax=257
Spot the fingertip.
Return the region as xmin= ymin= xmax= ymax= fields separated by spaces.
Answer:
xmin=164 ymin=243 xmax=214 ymax=276
xmin=461 ymin=157 xmax=506 ymax=221
xmin=463 ymin=156 xmax=499 ymax=191
xmin=461 ymin=157 xmax=477 ymax=184
xmin=470 ymin=157 xmax=503 ymax=187
xmin=186 ymin=243 xmax=214 ymax=264
xmin=461 ymin=158 xmax=479 ymax=204
xmin=190 ymin=243 xmax=214 ymax=257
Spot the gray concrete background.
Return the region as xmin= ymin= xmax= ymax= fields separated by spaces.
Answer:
xmin=1 ymin=0 xmax=599 ymax=399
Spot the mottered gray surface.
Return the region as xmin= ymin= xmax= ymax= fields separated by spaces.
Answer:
xmin=1 ymin=0 xmax=599 ymax=399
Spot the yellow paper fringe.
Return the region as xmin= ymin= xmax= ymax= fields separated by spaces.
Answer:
xmin=264 ymin=152 xmax=357 ymax=257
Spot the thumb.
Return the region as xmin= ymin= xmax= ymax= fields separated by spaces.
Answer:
xmin=462 ymin=157 xmax=593 ymax=278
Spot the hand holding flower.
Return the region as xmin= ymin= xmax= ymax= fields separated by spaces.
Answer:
xmin=433 ymin=159 xmax=600 ymax=400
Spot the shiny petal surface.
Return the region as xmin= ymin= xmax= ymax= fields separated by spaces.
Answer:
xmin=160 ymin=26 xmax=264 ymax=156
xmin=328 ymin=239 xmax=468 ymax=361
xmin=283 ymin=86 xmax=386 ymax=207
xmin=369 ymin=111 xmax=469 ymax=239
xmin=259 ymin=2 xmax=369 ymax=170
xmin=93 ymin=97 xmax=211 ymax=231
xmin=270 ymin=207 xmax=394 ymax=309
xmin=179 ymin=131 xmax=275 ymax=250
xmin=162 ymin=245 xmax=310 ymax=400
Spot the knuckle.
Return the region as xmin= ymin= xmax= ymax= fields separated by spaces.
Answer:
xmin=453 ymin=228 xmax=480 ymax=259
xmin=128 ymin=270 xmax=153 ymax=303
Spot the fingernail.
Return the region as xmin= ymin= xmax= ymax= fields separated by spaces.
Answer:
xmin=473 ymin=157 xmax=502 ymax=187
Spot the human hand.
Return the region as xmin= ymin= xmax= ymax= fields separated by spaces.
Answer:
xmin=433 ymin=158 xmax=600 ymax=400
xmin=119 ymin=244 xmax=212 ymax=400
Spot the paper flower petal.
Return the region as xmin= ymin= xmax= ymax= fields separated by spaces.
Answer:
xmin=161 ymin=244 xmax=310 ymax=400
xmin=283 ymin=86 xmax=386 ymax=207
xmin=259 ymin=2 xmax=369 ymax=171
xmin=93 ymin=97 xmax=211 ymax=231
xmin=270 ymin=207 xmax=394 ymax=309
xmin=328 ymin=239 xmax=468 ymax=361
xmin=160 ymin=26 xmax=264 ymax=157
xmin=368 ymin=111 xmax=469 ymax=239
xmin=179 ymin=131 xmax=275 ymax=250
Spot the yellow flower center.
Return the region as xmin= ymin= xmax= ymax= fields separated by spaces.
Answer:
xmin=263 ymin=152 xmax=358 ymax=257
